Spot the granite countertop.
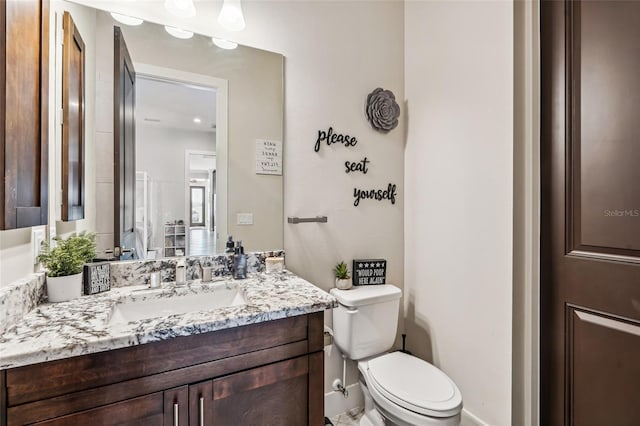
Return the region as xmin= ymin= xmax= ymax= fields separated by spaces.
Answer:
xmin=0 ymin=271 xmax=337 ymax=369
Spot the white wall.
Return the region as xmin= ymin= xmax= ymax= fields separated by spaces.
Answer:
xmin=404 ymin=1 xmax=513 ymax=425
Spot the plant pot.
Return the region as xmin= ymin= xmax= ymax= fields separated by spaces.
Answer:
xmin=335 ymin=278 xmax=352 ymax=290
xmin=46 ymin=272 xmax=83 ymax=302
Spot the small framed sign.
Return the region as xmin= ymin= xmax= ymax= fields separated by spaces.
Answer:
xmin=256 ymin=139 xmax=282 ymax=175
xmin=83 ymin=262 xmax=110 ymax=295
xmin=352 ymin=259 xmax=387 ymax=286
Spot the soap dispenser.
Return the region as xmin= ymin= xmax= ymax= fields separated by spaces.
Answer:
xmin=225 ymin=236 xmax=235 ymax=254
xmin=233 ymin=241 xmax=247 ymax=279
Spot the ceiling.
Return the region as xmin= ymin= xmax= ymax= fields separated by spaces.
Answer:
xmin=136 ymin=76 xmax=217 ymax=132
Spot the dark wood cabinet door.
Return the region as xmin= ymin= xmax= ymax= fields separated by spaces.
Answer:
xmin=188 ymin=381 xmax=213 ymax=426
xmin=541 ymin=1 xmax=640 ymax=424
xmin=212 ymin=356 xmax=309 ymax=426
xmin=31 ymin=392 xmax=165 ymax=425
xmin=113 ymin=25 xmax=136 ymax=259
xmin=61 ymin=11 xmax=85 ymax=221
xmin=1 ymin=0 xmax=49 ymax=229
xmin=164 ymin=386 xmax=188 ymax=426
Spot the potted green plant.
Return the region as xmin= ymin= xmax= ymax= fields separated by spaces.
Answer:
xmin=334 ymin=261 xmax=352 ymax=290
xmin=38 ymin=232 xmax=96 ymax=302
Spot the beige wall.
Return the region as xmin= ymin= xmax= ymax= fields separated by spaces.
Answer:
xmin=404 ymin=1 xmax=513 ymax=425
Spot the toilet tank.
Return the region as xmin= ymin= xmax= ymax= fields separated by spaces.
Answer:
xmin=330 ymin=285 xmax=401 ymax=360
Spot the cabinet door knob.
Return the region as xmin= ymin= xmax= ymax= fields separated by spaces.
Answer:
xmin=199 ymin=396 xmax=205 ymax=426
xmin=174 ymin=403 xmax=179 ymax=426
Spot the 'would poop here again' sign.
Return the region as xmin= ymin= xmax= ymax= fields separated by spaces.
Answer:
xmin=352 ymin=259 xmax=387 ymax=285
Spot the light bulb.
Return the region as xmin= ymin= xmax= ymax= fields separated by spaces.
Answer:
xmin=164 ymin=0 xmax=196 ymax=19
xmin=218 ymin=0 xmax=246 ymax=32
xmin=212 ymin=37 xmax=238 ymax=50
xmin=110 ymin=12 xmax=144 ymax=26
xmin=165 ymin=26 xmax=194 ymax=39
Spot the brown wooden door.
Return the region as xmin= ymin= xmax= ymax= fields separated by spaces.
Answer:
xmin=113 ymin=26 xmax=136 ymax=260
xmin=1 ymin=0 xmax=49 ymax=230
xmin=541 ymin=1 xmax=640 ymax=425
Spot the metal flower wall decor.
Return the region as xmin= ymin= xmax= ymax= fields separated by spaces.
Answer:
xmin=365 ymin=88 xmax=400 ymax=133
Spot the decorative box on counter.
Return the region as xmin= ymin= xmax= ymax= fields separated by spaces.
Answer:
xmin=83 ymin=262 xmax=110 ymax=295
xmin=352 ymin=259 xmax=387 ymax=286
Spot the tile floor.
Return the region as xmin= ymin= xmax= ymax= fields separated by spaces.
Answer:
xmin=189 ymin=228 xmax=216 ymax=256
xmin=330 ymin=407 xmax=364 ymax=426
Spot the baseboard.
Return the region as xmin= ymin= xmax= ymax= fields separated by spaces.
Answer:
xmin=324 ymin=383 xmax=364 ymax=419
xmin=461 ymin=408 xmax=490 ymax=426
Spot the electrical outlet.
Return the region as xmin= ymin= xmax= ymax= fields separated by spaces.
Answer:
xmin=32 ymin=228 xmax=46 ymax=265
xmin=236 ymin=213 xmax=253 ymax=225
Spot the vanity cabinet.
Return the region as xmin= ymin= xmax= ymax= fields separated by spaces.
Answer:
xmin=0 ymin=312 xmax=325 ymax=426
xmin=1 ymin=0 xmax=49 ymax=230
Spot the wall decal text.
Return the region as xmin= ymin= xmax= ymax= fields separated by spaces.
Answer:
xmin=353 ymin=183 xmax=397 ymax=207
xmin=345 ymin=157 xmax=370 ymax=174
xmin=314 ymin=127 xmax=358 ymax=152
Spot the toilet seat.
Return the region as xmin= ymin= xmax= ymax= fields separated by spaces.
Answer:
xmin=363 ymin=352 xmax=462 ymax=418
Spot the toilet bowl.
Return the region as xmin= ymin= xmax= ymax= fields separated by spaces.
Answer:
xmin=358 ymin=352 xmax=462 ymax=426
xmin=329 ymin=285 xmax=462 ymax=426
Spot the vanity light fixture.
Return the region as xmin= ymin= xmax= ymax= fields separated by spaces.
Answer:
xmin=110 ymin=12 xmax=144 ymax=26
xmin=193 ymin=117 xmax=202 ymax=124
xmin=218 ymin=0 xmax=246 ymax=32
xmin=164 ymin=0 xmax=196 ymax=19
xmin=212 ymin=37 xmax=238 ymax=50
xmin=165 ymin=26 xmax=194 ymax=39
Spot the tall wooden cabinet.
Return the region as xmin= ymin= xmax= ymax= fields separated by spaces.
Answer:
xmin=1 ymin=0 xmax=49 ymax=230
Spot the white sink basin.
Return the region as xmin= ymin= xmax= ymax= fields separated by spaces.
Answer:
xmin=109 ymin=284 xmax=246 ymax=325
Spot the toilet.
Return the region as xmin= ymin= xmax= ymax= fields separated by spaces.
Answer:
xmin=330 ymin=285 xmax=462 ymax=426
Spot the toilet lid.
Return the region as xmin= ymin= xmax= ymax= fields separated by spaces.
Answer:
xmin=367 ymin=352 xmax=462 ymax=417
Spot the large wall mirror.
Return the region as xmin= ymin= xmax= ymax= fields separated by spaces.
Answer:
xmin=51 ymin=1 xmax=284 ymax=260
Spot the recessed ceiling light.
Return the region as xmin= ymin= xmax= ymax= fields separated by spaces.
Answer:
xmin=164 ymin=0 xmax=196 ymax=19
xmin=212 ymin=38 xmax=238 ymax=50
xmin=193 ymin=117 xmax=202 ymax=124
xmin=165 ymin=26 xmax=194 ymax=39
xmin=110 ymin=12 xmax=144 ymax=26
